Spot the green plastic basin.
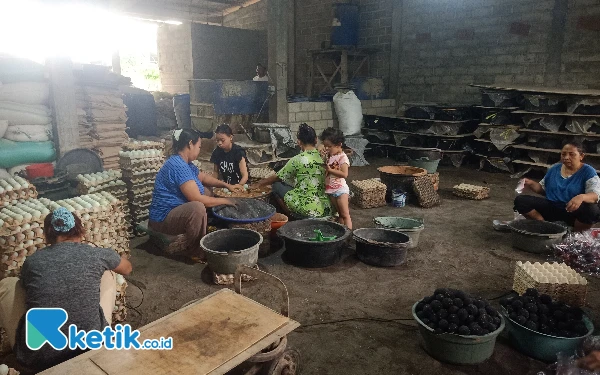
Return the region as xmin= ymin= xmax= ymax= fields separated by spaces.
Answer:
xmin=501 ymin=307 xmax=594 ymax=362
xmin=412 ymin=302 xmax=505 ymax=365
xmin=374 ymin=217 xmax=424 ymax=249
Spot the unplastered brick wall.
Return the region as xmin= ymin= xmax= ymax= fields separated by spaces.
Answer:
xmin=295 ymin=0 xmax=393 ymax=95
xmin=397 ymin=0 xmax=600 ymax=104
xmin=157 ymin=23 xmax=193 ymax=94
xmin=559 ymin=0 xmax=600 ymax=89
xmin=287 ymin=99 xmax=396 ymax=132
xmin=223 ymin=0 xmax=268 ymax=30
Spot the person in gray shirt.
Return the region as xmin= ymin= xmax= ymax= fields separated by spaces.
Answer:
xmin=0 ymin=207 xmax=132 ymax=371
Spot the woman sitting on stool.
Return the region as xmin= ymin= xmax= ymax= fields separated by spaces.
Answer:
xmin=0 ymin=208 xmax=132 ymax=372
xmin=148 ymin=129 xmax=238 ymax=261
xmin=514 ymin=140 xmax=600 ymax=232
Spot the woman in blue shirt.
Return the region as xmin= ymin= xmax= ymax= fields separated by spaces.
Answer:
xmin=149 ymin=129 xmax=238 ymax=260
xmin=514 ymin=141 xmax=600 ymax=232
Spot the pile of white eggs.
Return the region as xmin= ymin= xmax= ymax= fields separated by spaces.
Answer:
xmin=517 ymin=261 xmax=588 ymax=285
xmin=77 ymin=170 xmax=122 ymax=187
xmin=119 ymin=149 xmax=162 ymax=159
xmin=0 ymin=177 xmax=37 ymax=206
xmin=125 ymin=140 xmax=165 ymax=150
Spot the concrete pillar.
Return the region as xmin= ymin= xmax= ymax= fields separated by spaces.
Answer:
xmin=287 ymin=0 xmax=295 ymax=96
xmin=47 ymin=58 xmax=80 ymax=157
xmin=112 ymin=50 xmax=122 ymax=75
xmin=268 ymin=0 xmax=289 ymax=124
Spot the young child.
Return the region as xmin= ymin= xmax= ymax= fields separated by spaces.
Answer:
xmin=210 ymin=124 xmax=249 ymax=186
xmin=320 ymin=127 xmax=352 ymax=229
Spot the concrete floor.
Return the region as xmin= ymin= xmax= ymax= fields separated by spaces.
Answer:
xmin=3 ymin=159 xmax=600 ymax=374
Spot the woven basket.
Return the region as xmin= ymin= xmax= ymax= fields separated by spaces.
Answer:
xmin=429 ymin=172 xmax=440 ymax=191
xmin=378 ymin=166 xmax=427 ymax=203
xmin=413 ymin=175 xmax=441 ymax=208
xmin=453 ymin=184 xmax=490 ymax=200
xmin=512 ymin=263 xmax=587 ymax=307
xmin=350 ymin=179 xmax=387 ymax=208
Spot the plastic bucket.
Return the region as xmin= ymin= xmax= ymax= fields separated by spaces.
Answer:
xmin=26 ymin=163 xmax=54 ymax=179
xmin=373 ymin=217 xmax=424 ymax=249
xmin=200 ymin=229 xmax=262 ymax=274
xmin=501 ymin=308 xmax=594 ymax=362
xmin=354 ymin=228 xmax=410 ymax=267
xmin=270 ymin=213 xmax=288 ymax=236
xmin=407 ymin=158 xmax=441 ymax=174
xmin=391 ymin=189 xmax=406 ymax=207
xmin=508 ymin=220 xmax=566 ymax=253
xmin=413 ymin=302 xmax=505 ymax=364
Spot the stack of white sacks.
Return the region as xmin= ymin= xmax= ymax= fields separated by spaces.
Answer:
xmin=76 ymin=85 xmax=128 ymax=170
xmin=0 ymin=61 xmax=56 ymax=176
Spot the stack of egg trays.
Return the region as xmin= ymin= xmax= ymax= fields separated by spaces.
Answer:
xmin=513 ymin=261 xmax=587 ymax=307
xmin=54 ymin=192 xmax=130 ymax=324
xmin=120 ymin=149 xmax=164 ymax=236
xmin=0 ymin=197 xmax=53 ymax=278
xmin=0 ymin=177 xmax=38 ymax=208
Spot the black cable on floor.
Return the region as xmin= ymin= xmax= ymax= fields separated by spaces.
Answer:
xmin=296 ymin=317 xmax=418 ymax=331
xmin=125 ymin=279 xmax=145 ymax=310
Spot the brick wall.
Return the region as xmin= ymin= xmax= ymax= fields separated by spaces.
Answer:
xmin=223 ymin=0 xmax=268 ymax=30
xmin=288 ymin=99 xmax=395 ymax=132
xmin=294 ymin=0 xmax=393 ymax=96
xmin=397 ymin=0 xmax=600 ymax=104
xmin=157 ymin=23 xmax=193 ymax=94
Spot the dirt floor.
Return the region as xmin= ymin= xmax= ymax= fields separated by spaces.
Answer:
xmin=3 ymin=158 xmax=600 ymax=374
xmin=124 ymin=158 xmax=599 ymax=375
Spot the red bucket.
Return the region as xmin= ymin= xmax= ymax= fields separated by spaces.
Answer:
xmin=26 ymin=163 xmax=54 ymax=179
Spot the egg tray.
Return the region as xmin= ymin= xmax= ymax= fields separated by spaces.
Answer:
xmin=413 ymin=175 xmax=441 ymax=208
xmin=453 ymin=184 xmax=490 ymax=200
xmin=127 ymin=186 xmax=154 ymax=198
xmin=124 ymin=176 xmax=156 ymax=187
xmin=77 ymin=172 xmax=122 ymax=188
xmin=0 ymin=187 xmax=38 ymax=206
xmin=350 ymin=179 xmax=387 ymax=209
xmin=249 ymin=168 xmax=277 ymax=181
xmin=119 ymin=158 xmax=164 ymax=170
xmin=513 ymin=263 xmax=587 ymax=307
xmin=123 ymin=140 xmax=165 ymax=151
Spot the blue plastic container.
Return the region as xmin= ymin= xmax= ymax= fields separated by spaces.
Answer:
xmin=331 ymin=4 xmax=359 ymax=47
xmin=173 ymin=94 xmax=191 ymax=129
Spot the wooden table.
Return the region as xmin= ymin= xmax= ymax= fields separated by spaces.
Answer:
xmin=40 ymin=289 xmax=300 ymax=375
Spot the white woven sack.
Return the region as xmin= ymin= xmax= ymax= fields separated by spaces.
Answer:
xmin=0 ymin=101 xmax=52 ymax=125
xmin=0 ymin=82 xmax=50 ymax=104
xmin=333 ymin=90 xmax=363 ymax=136
xmin=8 ymin=164 xmax=30 ymax=176
xmin=0 ymin=168 xmax=10 ymax=179
xmin=4 ymin=124 xmax=52 ymax=142
xmin=0 ymin=120 xmax=7 ymax=138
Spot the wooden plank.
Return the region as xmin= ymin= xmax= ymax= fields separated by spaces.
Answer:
xmin=390 ymin=130 xmax=473 ymax=138
xmin=518 ymin=128 xmax=600 ymax=138
xmin=471 ymin=84 xmax=600 ymax=97
xmin=513 ymin=110 xmax=600 ymax=118
xmin=43 ymin=290 xmax=299 ymax=375
xmin=396 ymin=117 xmax=471 ymax=124
xmin=511 ymin=159 xmax=553 ymax=169
xmin=41 ymin=356 xmax=107 ymax=374
xmin=510 ymin=144 xmax=600 ymax=157
xmin=478 ymin=123 xmax=522 ymax=127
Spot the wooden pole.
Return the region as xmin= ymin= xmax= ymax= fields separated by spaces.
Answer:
xmin=268 ymin=0 xmax=289 ymax=124
xmin=47 ymin=57 xmax=80 ymax=157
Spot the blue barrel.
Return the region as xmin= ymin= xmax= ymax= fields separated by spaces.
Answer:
xmin=173 ymin=94 xmax=191 ymax=129
xmin=331 ymin=4 xmax=359 ymax=47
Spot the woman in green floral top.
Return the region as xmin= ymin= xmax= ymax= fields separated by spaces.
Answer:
xmin=255 ymin=124 xmax=331 ymax=218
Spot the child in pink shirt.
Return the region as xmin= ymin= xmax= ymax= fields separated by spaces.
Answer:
xmin=320 ymin=128 xmax=352 ymax=229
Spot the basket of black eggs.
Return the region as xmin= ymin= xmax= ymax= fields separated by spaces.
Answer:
xmin=412 ymin=288 xmax=505 ymax=365
xmin=499 ymin=288 xmax=594 ymax=362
